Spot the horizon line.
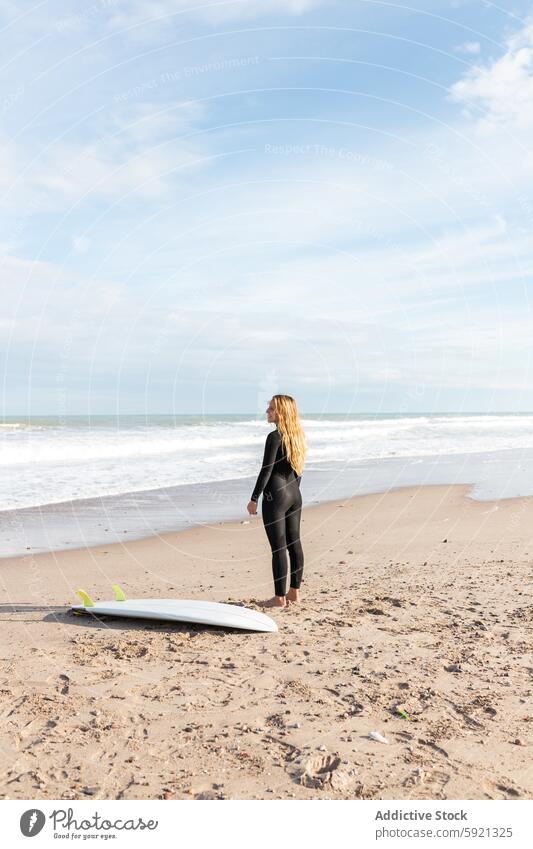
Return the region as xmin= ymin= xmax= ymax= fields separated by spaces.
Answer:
xmin=2 ymin=411 xmax=533 ymax=417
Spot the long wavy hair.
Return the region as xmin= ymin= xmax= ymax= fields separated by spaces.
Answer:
xmin=272 ymin=394 xmax=307 ymax=476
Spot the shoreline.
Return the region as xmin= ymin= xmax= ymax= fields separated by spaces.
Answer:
xmin=3 ymin=446 xmax=533 ymax=559
xmin=0 ymin=483 xmax=531 ymax=800
xmin=3 ymin=479 xmax=530 ymax=565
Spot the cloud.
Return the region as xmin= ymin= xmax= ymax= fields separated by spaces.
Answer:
xmin=0 ymin=99 xmax=210 ymax=216
xmin=2 ymin=2 xmax=533 ymax=411
xmin=455 ymin=41 xmax=481 ymax=55
xmin=448 ymin=20 xmax=533 ymax=129
xmin=0 ymin=253 xmax=125 ymax=340
xmin=2 ymin=228 xmax=531 ymax=409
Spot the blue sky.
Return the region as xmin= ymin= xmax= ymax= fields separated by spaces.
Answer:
xmin=1 ymin=0 xmax=533 ymax=415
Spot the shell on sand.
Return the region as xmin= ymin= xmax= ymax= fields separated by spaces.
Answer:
xmin=369 ymin=731 xmax=389 ymax=744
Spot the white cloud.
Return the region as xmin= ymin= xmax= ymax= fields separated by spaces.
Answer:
xmin=37 ymin=136 xmax=203 ymax=202
xmin=1 ymin=231 xmax=531 ymax=404
xmin=449 ymin=20 xmax=533 ymax=129
xmin=456 ymin=41 xmax=481 ymax=55
xmin=0 ymin=100 xmax=210 ymax=215
xmin=2 ymin=2 xmax=533 ymax=408
xmin=0 ymin=253 xmax=125 ymax=339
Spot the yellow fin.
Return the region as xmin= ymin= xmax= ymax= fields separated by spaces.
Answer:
xmin=76 ymin=589 xmax=95 ymax=608
xmin=112 ymin=584 xmax=126 ymax=602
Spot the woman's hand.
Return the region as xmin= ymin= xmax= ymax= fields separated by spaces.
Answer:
xmin=247 ymin=500 xmax=257 ymax=515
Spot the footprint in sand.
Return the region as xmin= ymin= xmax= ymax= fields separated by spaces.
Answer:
xmin=403 ymin=767 xmax=450 ymax=798
xmin=484 ymin=779 xmax=523 ymax=799
xmin=294 ymin=753 xmax=356 ymax=791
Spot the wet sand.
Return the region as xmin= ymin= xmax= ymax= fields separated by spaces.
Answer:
xmin=0 ymin=484 xmax=531 ymax=800
xmin=4 ymin=446 xmax=533 ymax=559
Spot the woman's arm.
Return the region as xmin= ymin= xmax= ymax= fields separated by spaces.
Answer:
xmin=250 ymin=430 xmax=280 ymax=503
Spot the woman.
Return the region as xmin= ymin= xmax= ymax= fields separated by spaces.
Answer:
xmin=247 ymin=395 xmax=307 ymax=608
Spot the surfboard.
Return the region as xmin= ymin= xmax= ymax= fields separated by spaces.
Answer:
xmin=71 ymin=587 xmax=278 ymax=632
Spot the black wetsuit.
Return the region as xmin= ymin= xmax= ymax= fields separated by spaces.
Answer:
xmin=251 ymin=427 xmax=304 ymax=597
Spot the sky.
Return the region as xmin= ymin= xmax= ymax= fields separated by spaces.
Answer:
xmin=1 ymin=0 xmax=532 ymax=415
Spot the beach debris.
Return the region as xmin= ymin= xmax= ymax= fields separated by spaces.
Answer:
xmin=395 ymin=708 xmax=411 ymax=721
xmin=240 ymin=520 xmax=250 ymax=525
xmin=368 ymin=731 xmax=388 ymax=744
xmin=513 ymin=738 xmax=527 ymax=746
xmin=444 ymin=663 xmax=462 ymax=673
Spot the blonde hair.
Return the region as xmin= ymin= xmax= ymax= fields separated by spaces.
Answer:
xmin=272 ymin=394 xmax=307 ymax=476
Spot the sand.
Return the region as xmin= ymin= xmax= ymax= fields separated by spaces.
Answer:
xmin=0 ymin=484 xmax=531 ymax=800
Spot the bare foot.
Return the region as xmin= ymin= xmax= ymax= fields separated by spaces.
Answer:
xmin=260 ymin=596 xmax=287 ymax=608
xmin=286 ymin=587 xmax=300 ymax=604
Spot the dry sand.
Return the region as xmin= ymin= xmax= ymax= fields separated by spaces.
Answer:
xmin=0 ymin=484 xmax=531 ymax=800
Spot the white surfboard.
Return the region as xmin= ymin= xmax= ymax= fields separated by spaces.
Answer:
xmin=71 ymin=589 xmax=278 ymax=633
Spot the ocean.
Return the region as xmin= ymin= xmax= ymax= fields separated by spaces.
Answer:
xmin=2 ymin=413 xmax=533 ymax=557
xmin=2 ymin=412 xmax=533 ymax=511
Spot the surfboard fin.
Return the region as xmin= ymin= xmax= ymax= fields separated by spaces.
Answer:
xmin=112 ymin=583 xmax=126 ymax=602
xmin=76 ymin=589 xmax=95 ymax=608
